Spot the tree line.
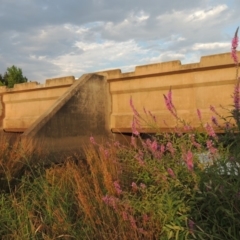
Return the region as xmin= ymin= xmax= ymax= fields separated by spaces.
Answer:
xmin=0 ymin=65 xmax=28 ymax=88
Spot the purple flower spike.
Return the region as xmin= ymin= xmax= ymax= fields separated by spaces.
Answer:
xmin=231 ymin=27 xmax=239 ymax=65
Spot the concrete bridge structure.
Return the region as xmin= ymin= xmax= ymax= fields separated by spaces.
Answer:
xmin=0 ymin=52 xmax=239 ymax=152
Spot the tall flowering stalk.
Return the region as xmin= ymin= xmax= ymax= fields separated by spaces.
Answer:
xmin=232 ymin=27 xmax=240 ymax=126
xmin=231 ymin=27 xmax=239 ymax=66
xmin=163 ymin=87 xmax=178 ymax=118
xmin=183 ymin=150 xmax=194 ymax=171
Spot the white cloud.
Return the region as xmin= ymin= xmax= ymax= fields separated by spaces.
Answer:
xmin=51 ymin=39 xmax=147 ymax=76
xmin=186 ymin=4 xmax=228 ymax=22
xmin=192 ymin=42 xmax=229 ymax=50
xmin=157 ymin=4 xmax=228 ymax=25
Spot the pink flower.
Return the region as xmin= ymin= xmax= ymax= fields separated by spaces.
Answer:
xmin=163 ymin=88 xmax=177 ymax=118
xmin=130 ymin=96 xmax=140 ymax=117
xmin=189 ymin=134 xmax=201 ymax=150
xmin=148 ymin=110 xmax=157 ymax=122
xmin=205 ymin=123 xmax=217 ymax=139
xmin=231 ymin=27 xmax=239 ymax=65
xmin=113 ymin=141 xmax=120 ymax=147
xmin=210 ymin=105 xmax=217 ymax=114
xmin=188 ymin=219 xmax=195 ymax=234
xmin=104 ymin=149 xmax=109 ymax=158
xmin=206 ymin=140 xmax=217 ymax=155
xmin=102 ymin=195 xmax=119 ymax=210
xmin=197 ymin=109 xmax=202 ymax=121
xmin=122 ymin=211 xmax=128 ymax=221
xmin=90 ymin=136 xmax=96 ymax=144
xmin=129 ymin=215 xmax=137 ymax=229
xmin=184 ymin=150 xmax=194 ymax=171
xmin=233 ymin=83 xmax=240 ymax=112
xmin=142 ymin=214 xmax=150 ymax=223
xmin=211 ymin=116 xmax=219 ymax=127
xmin=150 ymin=140 xmax=158 ymax=153
xmin=131 ymin=182 xmax=138 ymax=192
xmin=140 ymin=183 xmax=146 ymax=189
xmin=184 ymin=124 xmax=192 ymax=131
xmin=160 ymin=144 xmax=165 ymax=153
xmin=131 ymin=116 xmax=139 ymax=136
xmin=134 ymin=151 xmax=145 ymax=166
xmin=167 ymin=168 xmax=175 ymax=178
xmin=166 ymin=142 xmax=175 ymax=156
xmin=113 ymin=181 xmax=122 ymax=195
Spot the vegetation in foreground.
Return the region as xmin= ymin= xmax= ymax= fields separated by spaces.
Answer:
xmin=0 ymin=29 xmax=240 ymax=239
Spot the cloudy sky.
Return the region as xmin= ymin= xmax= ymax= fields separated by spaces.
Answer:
xmin=0 ymin=0 xmax=239 ymax=83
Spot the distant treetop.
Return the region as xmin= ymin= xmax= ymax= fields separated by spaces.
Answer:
xmin=0 ymin=65 xmax=28 ymax=88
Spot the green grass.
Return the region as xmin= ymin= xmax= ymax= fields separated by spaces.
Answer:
xmin=0 ymin=128 xmax=239 ymax=240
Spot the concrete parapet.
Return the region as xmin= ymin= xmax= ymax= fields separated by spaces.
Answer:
xmin=13 ymin=82 xmax=40 ymax=91
xmin=45 ymin=76 xmax=75 ymax=87
xmin=104 ymin=52 xmax=239 ymax=80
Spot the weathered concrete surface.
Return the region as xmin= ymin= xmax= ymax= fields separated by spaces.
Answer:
xmin=22 ymin=74 xmax=111 ymax=152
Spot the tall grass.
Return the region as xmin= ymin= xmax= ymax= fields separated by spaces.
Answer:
xmin=0 ymin=29 xmax=240 ymax=239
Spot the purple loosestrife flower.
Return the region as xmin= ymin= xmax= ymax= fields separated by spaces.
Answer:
xmin=167 ymin=168 xmax=175 ymax=178
xmin=189 ymin=134 xmax=201 ymax=150
xmin=130 ymin=96 xmax=140 ymax=117
xmin=210 ymin=105 xmax=218 ymax=114
xmin=122 ymin=211 xmax=128 ymax=221
xmin=131 ymin=136 xmax=137 ymax=148
xmin=184 ymin=150 xmax=194 ymax=171
xmin=140 ymin=183 xmax=146 ymax=189
xmin=205 ymin=123 xmax=217 ymax=139
xmin=129 ymin=215 xmax=137 ymax=229
xmin=188 ymin=219 xmax=195 ymax=234
xmin=131 ymin=116 xmax=140 ymax=136
xmin=113 ymin=181 xmax=122 ymax=196
xmin=183 ymin=124 xmax=192 ymax=131
xmin=163 ymin=88 xmax=177 ymax=118
xmin=148 ymin=110 xmax=157 ymax=122
xmin=113 ymin=141 xmax=120 ymax=147
xmin=197 ymin=109 xmax=202 ymax=121
xmin=102 ymin=195 xmax=119 ymax=210
xmin=134 ymin=150 xmax=145 ymax=166
xmin=166 ymin=142 xmax=175 ymax=156
xmin=150 ymin=140 xmax=158 ymax=153
xmin=233 ymin=83 xmax=240 ymax=112
xmin=160 ymin=144 xmax=165 ymax=153
xmin=90 ymin=136 xmax=96 ymax=144
xmin=146 ymin=138 xmax=152 ymax=148
xmin=142 ymin=214 xmax=150 ymax=223
xmin=231 ymin=27 xmax=239 ymax=65
xmin=131 ymin=182 xmax=138 ymax=192
xmin=206 ymin=140 xmax=217 ymax=155
xmin=211 ymin=116 xmax=219 ymax=127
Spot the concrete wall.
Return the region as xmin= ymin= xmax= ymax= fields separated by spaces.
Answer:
xmin=0 ymin=76 xmax=75 ymax=132
xmin=102 ymin=52 xmax=239 ymax=133
xmin=0 ymin=52 xmax=239 ymax=151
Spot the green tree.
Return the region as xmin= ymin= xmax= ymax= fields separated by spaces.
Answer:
xmin=4 ymin=65 xmax=28 ymax=88
xmin=0 ymin=74 xmax=4 ymax=86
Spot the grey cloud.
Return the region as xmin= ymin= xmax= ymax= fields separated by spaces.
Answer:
xmin=0 ymin=0 xmax=238 ymax=82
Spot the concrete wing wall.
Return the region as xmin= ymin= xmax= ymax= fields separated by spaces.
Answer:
xmin=22 ymin=74 xmax=111 ymax=152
